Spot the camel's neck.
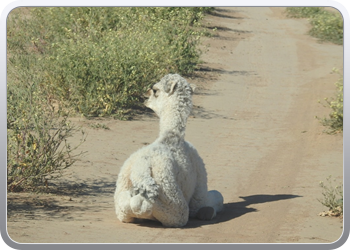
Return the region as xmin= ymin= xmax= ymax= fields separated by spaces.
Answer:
xmin=157 ymin=110 xmax=188 ymax=145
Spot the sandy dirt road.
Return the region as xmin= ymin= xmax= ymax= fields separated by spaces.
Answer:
xmin=7 ymin=7 xmax=343 ymax=244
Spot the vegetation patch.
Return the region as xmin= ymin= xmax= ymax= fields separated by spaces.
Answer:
xmin=7 ymin=80 xmax=86 ymax=192
xmin=316 ymin=69 xmax=343 ymax=134
xmin=318 ymin=176 xmax=343 ymax=218
xmin=285 ymin=7 xmax=325 ymax=18
xmin=7 ymin=7 xmax=213 ymax=118
xmin=7 ymin=7 xmax=213 ymax=191
xmin=286 ymin=7 xmax=343 ymax=45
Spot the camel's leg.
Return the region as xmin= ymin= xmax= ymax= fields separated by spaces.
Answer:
xmin=195 ymin=190 xmax=224 ymax=220
xmin=151 ymin=189 xmax=189 ymax=227
xmin=186 ymin=144 xmax=224 ymax=220
xmin=114 ymin=190 xmax=135 ymax=223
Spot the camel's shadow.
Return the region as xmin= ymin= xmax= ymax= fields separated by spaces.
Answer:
xmin=134 ymin=194 xmax=301 ymax=229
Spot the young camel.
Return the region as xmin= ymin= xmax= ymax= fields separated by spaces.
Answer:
xmin=114 ymin=74 xmax=223 ymax=227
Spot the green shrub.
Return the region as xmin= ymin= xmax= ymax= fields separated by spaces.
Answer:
xmin=317 ymin=69 xmax=343 ymax=134
xmin=286 ymin=7 xmax=324 ymax=18
xmin=7 ymin=7 xmax=212 ymax=191
xmin=286 ymin=7 xmax=343 ymax=45
xmin=7 ymin=78 xmax=86 ymax=192
xmin=318 ymin=176 xmax=343 ymax=217
xmin=7 ymin=7 xmax=211 ymax=117
xmin=7 ymin=21 xmax=87 ymax=192
xmin=309 ymin=11 xmax=343 ymax=45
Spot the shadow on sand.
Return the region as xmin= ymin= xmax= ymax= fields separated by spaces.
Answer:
xmin=133 ymin=194 xmax=301 ymax=229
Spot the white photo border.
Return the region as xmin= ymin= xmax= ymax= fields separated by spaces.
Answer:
xmin=1 ymin=0 xmax=349 ymax=249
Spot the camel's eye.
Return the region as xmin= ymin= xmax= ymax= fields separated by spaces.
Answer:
xmin=153 ymin=88 xmax=159 ymax=97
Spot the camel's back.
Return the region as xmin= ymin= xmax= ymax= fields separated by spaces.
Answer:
xmin=138 ymin=142 xmax=198 ymax=203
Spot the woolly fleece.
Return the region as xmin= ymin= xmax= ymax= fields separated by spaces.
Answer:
xmin=114 ymin=74 xmax=223 ymax=227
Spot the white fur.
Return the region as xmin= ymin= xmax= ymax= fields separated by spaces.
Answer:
xmin=114 ymin=74 xmax=223 ymax=227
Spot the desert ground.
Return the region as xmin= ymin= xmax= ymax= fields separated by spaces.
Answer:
xmin=7 ymin=7 xmax=343 ymax=244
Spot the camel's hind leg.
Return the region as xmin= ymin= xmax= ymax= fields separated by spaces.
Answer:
xmin=207 ymin=190 xmax=224 ymax=213
xmin=150 ymin=188 xmax=190 ymax=227
xmin=194 ymin=190 xmax=224 ymax=220
xmin=114 ymin=190 xmax=135 ymax=223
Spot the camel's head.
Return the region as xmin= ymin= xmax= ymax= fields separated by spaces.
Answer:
xmin=144 ymin=74 xmax=196 ymax=118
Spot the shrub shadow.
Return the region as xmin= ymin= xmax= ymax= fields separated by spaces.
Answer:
xmin=206 ymin=25 xmax=235 ymax=32
xmin=196 ymin=66 xmax=255 ymax=76
xmin=7 ymin=178 xmax=116 ymax=221
xmin=208 ymin=10 xmax=245 ymax=19
xmin=191 ymin=105 xmax=235 ymax=120
xmin=48 ymin=179 xmax=116 ymax=197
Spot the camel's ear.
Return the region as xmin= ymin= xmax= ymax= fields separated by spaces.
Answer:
xmin=143 ymin=89 xmax=153 ymax=98
xmin=190 ymin=84 xmax=196 ymax=95
xmin=167 ymin=81 xmax=177 ymax=96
